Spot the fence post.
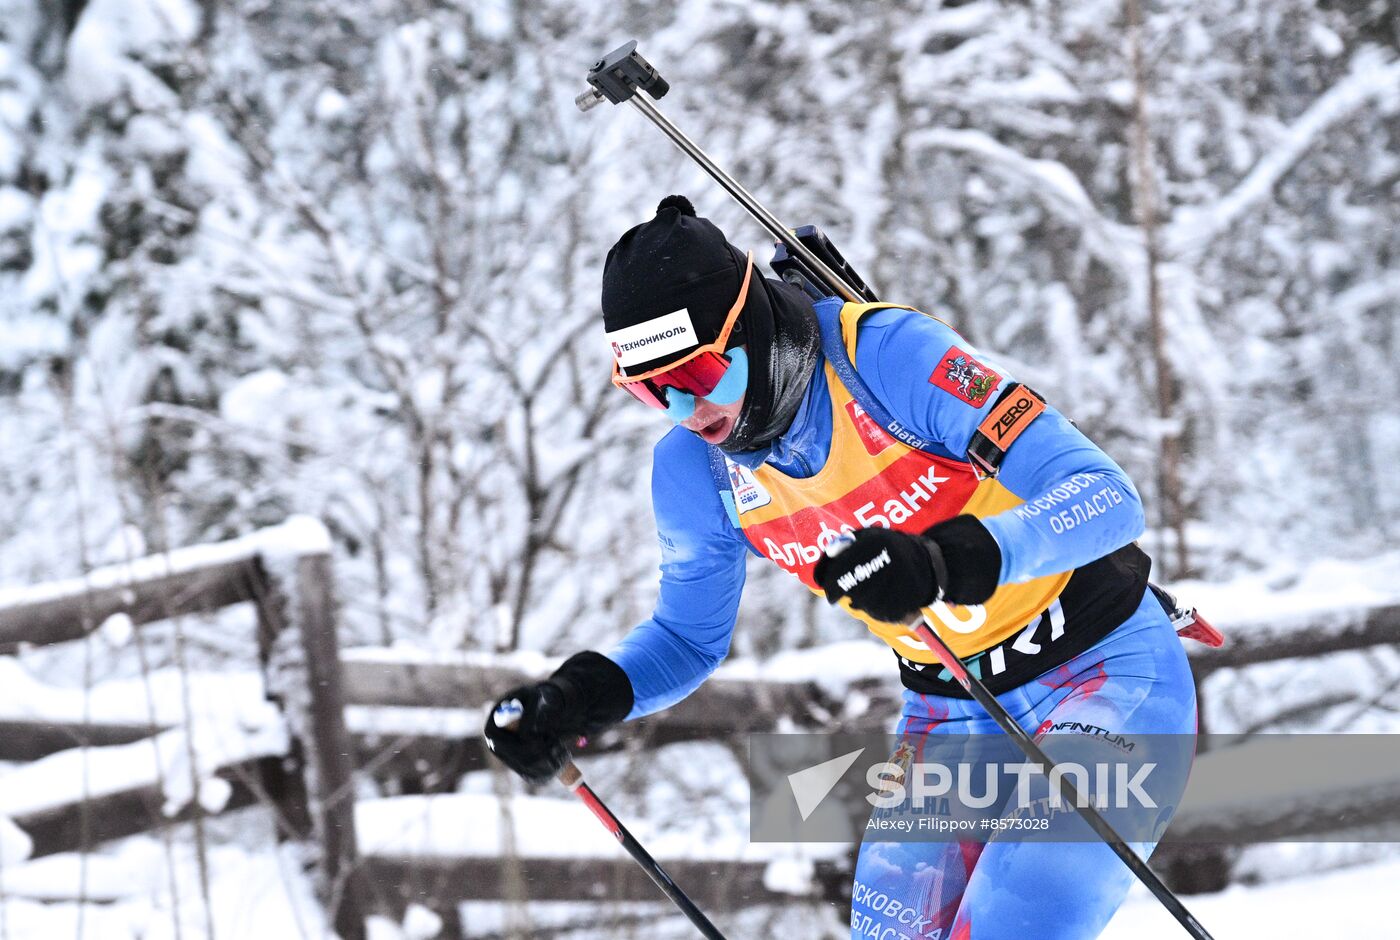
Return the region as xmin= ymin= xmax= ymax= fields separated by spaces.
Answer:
xmin=252 ymin=561 xmax=314 ymax=842
xmin=291 ymin=551 xmax=368 ymax=940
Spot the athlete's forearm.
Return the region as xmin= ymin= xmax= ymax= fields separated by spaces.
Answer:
xmin=618 ymin=427 xmax=749 ymax=718
xmin=608 ymin=618 xmax=730 ymax=718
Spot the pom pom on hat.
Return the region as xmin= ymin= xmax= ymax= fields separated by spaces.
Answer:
xmin=656 ymin=194 xmax=696 ymax=217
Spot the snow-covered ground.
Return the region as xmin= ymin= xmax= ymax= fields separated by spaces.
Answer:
xmin=1104 ymin=855 xmax=1400 ymax=939
xmin=0 ymin=828 xmax=332 ymax=939
xmin=0 ymin=830 xmax=1396 ymax=938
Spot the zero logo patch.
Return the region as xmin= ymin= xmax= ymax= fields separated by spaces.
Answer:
xmin=845 ymin=400 xmax=895 ymax=456
xmin=967 ymin=384 xmax=1046 ymax=477
xmin=980 ymin=388 xmax=1046 ymax=449
xmin=930 ymin=346 xmax=1001 ymax=405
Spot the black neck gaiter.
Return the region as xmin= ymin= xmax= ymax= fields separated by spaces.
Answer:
xmin=719 ymin=277 xmax=822 ymax=454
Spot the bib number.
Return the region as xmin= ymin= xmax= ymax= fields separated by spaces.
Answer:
xmin=926 ymin=600 xmax=987 ymax=635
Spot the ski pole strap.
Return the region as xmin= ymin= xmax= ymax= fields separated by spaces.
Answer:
xmin=966 ymin=383 xmax=1047 ymax=478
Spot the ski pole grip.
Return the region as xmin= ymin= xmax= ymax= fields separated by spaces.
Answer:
xmin=492 ymin=698 xmax=524 ymax=732
xmin=493 ymin=699 xmax=585 ymax=788
xmin=559 ymin=760 xmax=584 ymax=789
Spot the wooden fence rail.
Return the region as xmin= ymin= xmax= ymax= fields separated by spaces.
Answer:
xmin=342 ymin=600 xmax=1400 ymax=916
xmin=0 ymin=558 xmax=265 ymax=655
xmin=1188 ymin=602 xmax=1400 ymax=678
xmin=339 ymin=601 xmax=1400 ymax=790
xmin=340 ymin=602 xmax=1400 ymax=715
xmin=364 ymin=855 xmax=850 ymax=920
xmin=14 ymin=758 xmax=277 ymax=857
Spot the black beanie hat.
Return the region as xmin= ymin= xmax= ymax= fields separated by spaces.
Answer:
xmin=602 ymin=195 xmax=755 ymax=375
xmin=602 ymin=196 xmax=823 ymax=454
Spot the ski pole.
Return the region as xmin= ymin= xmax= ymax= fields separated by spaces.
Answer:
xmin=491 ymin=701 xmax=730 ymax=940
xmin=905 ymin=614 xmax=1217 ymax=940
xmin=576 ymin=41 xmax=868 ymax=305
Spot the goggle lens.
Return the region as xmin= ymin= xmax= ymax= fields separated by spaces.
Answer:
xmin=618 ymin=348 xmax=749 ymax=418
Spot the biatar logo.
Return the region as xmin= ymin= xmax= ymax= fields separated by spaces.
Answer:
xmin=836 ymin=549 xmax=891 ymax=593
xmin=788 ymin=748 xmax=866 ymax=821
xmin=845 ymin=399 xmax=893 ymax=455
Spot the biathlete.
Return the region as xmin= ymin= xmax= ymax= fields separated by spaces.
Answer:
xmin=485 ymin=196 xmax=1208 ymax=939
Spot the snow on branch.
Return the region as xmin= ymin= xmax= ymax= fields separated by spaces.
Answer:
xmin=906 ymin=126 xmax=1142 ymax=277
xmin=1167 ymin=47 xmax=1400 ymax=259
xmin=1331 ymin=270 xmax=1400 ymax=319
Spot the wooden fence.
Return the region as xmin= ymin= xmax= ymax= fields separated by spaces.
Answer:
xmin=0 ymin=519 xmax=368 ymax=940
xmin=0 ymin=522 xmax=1396 ymax=938
xmin=348 ymin=601 xmax=1400 ymax=914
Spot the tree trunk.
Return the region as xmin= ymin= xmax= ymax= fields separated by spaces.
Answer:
xmin=1127 ymin=0 xmax=1189 ymax=578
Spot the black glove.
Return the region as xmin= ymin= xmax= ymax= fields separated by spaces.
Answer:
xmin=812 ymin=515 xmax=1002 ymax=622
xmin=483 ymin=651 xmax=634 ymax=785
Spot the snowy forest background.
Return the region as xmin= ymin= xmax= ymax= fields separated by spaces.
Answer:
xmin=0 ymin=0 xmax=1398 ymax=937
xmin=2 ymin=0 xmax=1398 ymax=653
